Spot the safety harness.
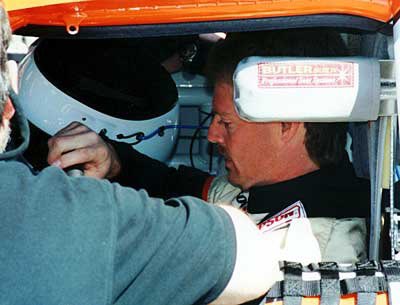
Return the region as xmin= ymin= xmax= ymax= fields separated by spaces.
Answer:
xmin=262 ymin=261 xmax=400 ymax=305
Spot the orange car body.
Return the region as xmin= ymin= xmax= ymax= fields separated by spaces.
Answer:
xmin=5 ymin=0 xmax=400 ymax=32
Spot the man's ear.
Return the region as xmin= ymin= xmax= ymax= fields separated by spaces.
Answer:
xmin=280 ymin=122 xmax=302 ymax=143
xmin=2 ymin=97 xmax=15 ymax=122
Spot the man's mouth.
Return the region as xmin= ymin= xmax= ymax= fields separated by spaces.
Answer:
xmin=217 ymin=145 xmax=232 ymax=169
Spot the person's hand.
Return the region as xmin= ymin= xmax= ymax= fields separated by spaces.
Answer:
xmin=47 ymin=122 xmax=121 ymax=179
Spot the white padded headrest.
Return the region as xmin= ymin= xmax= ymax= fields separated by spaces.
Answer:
xmin=233 ymin=56 xmax=381 ymax=122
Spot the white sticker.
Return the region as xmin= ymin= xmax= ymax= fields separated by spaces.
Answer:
xmin=258 ymin=201 xmax=307 ymax=234
xmin=257 ymin=62 xmax=355 ymax=88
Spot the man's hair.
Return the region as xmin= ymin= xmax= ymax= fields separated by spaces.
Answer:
xmin=207 ymin=29 xmax=349 ymax=167
xmin=0 ymin=6 xmax=11 ymax=120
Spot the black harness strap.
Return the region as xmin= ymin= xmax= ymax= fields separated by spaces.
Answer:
xmin=341 ymin=276 xmax=387 ymax=294
xmin=319 ymin=262 xmax=341 ymax=305
xmin=266 ymin=281 xmax=282 ymax=299
xmin=381 ymin=260 xmax=400 ymax=282
xmin=302 ymin=280 xmax=321 ymax=296
xmin=300 ymin=263 xmax=322 ymax=296
xmin=282 ymin=262 xmax=303 ymax=305
xmin=263 ymin=260 xmax=399 ymax=305
xmin=381 ymin=260 xmax=400 ymax=305
xmin=354 ymin=261 xmax=380 ymax=305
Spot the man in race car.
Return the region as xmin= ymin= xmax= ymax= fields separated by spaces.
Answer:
xmin=48 ymin=29 xmax=370 ymax=263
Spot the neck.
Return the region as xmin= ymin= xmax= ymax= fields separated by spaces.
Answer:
xmin=270 ymin=155 xmax=319 ymax=184
xmin=251 ymin=146 xmax=319 ymax=188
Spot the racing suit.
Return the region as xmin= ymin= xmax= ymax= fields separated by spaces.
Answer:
xmin=112 ymin=141 xmax=370 ymax=263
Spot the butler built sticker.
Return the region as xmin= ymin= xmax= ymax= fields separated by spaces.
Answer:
xmin=257 ymin=62 xmax=354 ymax=88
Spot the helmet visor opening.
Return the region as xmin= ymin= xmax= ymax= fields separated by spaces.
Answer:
xmin=35 ymin=38 xmax=178 ymax=121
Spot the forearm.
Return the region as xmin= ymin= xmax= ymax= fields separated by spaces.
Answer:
xmin=212 ymin=207 xmax=322 ymax=305
xmin=210 ymin=206 xmax=282 ymax=305
xmin=109 ymin=139 xmax=212 ymax=200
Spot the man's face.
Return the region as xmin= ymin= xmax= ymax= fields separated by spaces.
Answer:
xmin=208 ymin=81 xmax=284 ymax=190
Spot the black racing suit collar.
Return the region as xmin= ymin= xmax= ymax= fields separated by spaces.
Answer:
xmin=0 ymin=90 xmax=30 ymax=161
xmin=246 ymin=156 xmax=371 ymax=218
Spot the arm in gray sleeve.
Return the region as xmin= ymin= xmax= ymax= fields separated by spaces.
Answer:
xmin=111 ymin=189 xmax=236 ymax=305
xmin=2 ymin=163 xmax=283 ymax=305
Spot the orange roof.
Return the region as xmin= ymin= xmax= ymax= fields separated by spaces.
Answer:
xmin=5 ymin=0 xmax=400 ymax=32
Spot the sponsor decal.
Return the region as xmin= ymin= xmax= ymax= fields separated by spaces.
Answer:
xmin=257 ymin=62 xmax=354 ymax=88
xmin=258 ymin=201 xmax=307 ymax=234
xmin=233 ymin=191 xmax=249 ymax=210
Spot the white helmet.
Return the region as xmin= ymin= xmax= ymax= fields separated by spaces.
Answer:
xmin=18 ymin=39 xmax=179 ymax=162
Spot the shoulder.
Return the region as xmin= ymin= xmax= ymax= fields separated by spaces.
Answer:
xmin=208 ymin=175 xmax=242 ymax=204
xmin=309 ymin=217 xmax=367 ymax=263
xmin=0 ymin=161 xmax=118 ymax=304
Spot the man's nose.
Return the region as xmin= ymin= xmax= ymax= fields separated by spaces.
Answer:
xmin=207 ymin=116 xmax=223 ymax=144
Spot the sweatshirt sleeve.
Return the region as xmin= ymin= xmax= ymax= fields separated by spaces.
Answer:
xmin=111 ymin=189 xmax=236 ymax=305
xmin=1 ymin=162 xmax=235 ymax=305
xmin=109 ymin=139 xmax=213 ymax=200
